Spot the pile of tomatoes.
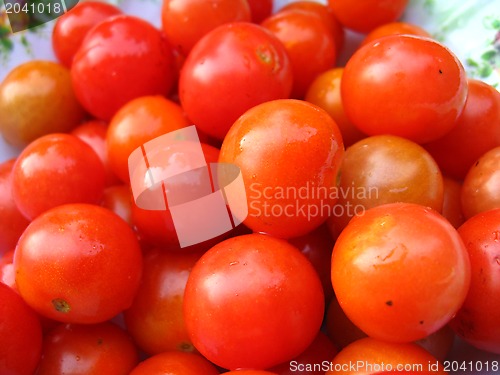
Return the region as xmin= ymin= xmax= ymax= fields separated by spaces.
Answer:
xmin=1 ymin=0 xmax=500 ymax=374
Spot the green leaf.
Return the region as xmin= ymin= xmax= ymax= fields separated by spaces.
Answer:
xmin=481 ymin=50 xmax=497 ymax=61
xmin=0 ymin=36 xmax=13 ymax=51
xmin=466 ymin=58 xmax=479 ymax=68
xmin=478 ymin=64 xmax=494 ymax=78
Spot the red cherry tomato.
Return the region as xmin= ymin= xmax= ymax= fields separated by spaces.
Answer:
xmin=327 ymin=0 xmax=409 ymax=33
xmin=71 ymin=15 xmax=176 ymax=121
xmin=331 ymin=203 xmax=471 ymax=343
xmin=183 ymin=233 xmax=325 ymax=370
xmin=52 ymin=1 xmax=122 ymax=67
xmin=0 ymin=159 xmax=29 ymax=255
xmin=441 ymin=176 xmax=465 ymax=229
xmin=248 ymin=0 xmax=273 ymax=23
xmin=262 ymin=9 xmax=337 ymax=98
xmin=342 ymin=35 xmax=468 ymax=144
xmin=219 ymin=99 xmax=344 ymax=238
xmin=36 ymin=322 xmax=139 ymax=375
xmin=0 ymin=282 xmax=43 ymax=375
xmin=129 ymin=351 xmax=220 ymax=375
xmin=100 ymin=184 xmax=134 ymax=226
xmin=360 ymin=21 xmax=431 ymax=47
xmin=161 ymin=0 xmax=250 ymax=56
xmin=179 ymin=22 xmax=293 ymax=140
xmin=14 ymin=203 xmax=143 ymax=324
xmin=11 ymin=133 xmax=106 ymax=220
xmin=0 ymin=250 xmax=15 ymax=288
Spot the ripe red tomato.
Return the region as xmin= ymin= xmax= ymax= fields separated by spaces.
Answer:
xmin=331 ymin=203 xmax=471 ymax=343
xmin=0 ymin=282 xmax=43 ymax=375
xmin=451 ymin=208 xmax=500 ymax=353
xmin=261 ymin=8 xmax=337 ymax=98
xmin=36 ymin=322 xmax=139 ymax=375
xmin=360 ymin=21 xmax=431 ymax=47
xmin=11 ymin=133 xmax=106 ymax=220
xmin=129 ymin=351 xmax=220 ymax=375
xmin=424 ymin=79 xmax=500 ymax=180
xmin=124 ymin=248 xmax=204 ymax=355
xmin=0 ymin=159 xmax=29 ymax=255
xmin=52 ymin=1 xmax=122 ymax=67
xmin=461 ymin=146 xmax=500 ymax=219
xmin=161 ymin=0 xmax=251 ymax=56
xmin=441 ymin=176 xmax=465 ymax=229
xmin=14 ymin=203 xmax=143 ymax=324
xmin=219 ymin=99 xmax=344 ymax=238
xmin=0 ymin=60 xmax=85 ymax=147
xmin=179 ymin=22 xmax=293 ymax=140
xmin=100 ymin=185 xmax=134 ymax=226
xmin=183 ymin=233 xmax=325 ymax=370
xmin=71 ymin=15 xmax=176 ymax=121
xmin=0 ymin=250 xmax=15 ymax=288
xmin=327 ymin=0 xmax=409 ymax=33
xmin=248 ymin=0 xmax=273 ymax=23
xmin=342 ymin=35 xmax=468 ymax=144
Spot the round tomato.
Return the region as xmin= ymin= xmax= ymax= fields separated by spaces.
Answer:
xmin=0 ymin=282 xmax=43 ymax=375
xmin=183 ymin=233 xmax=325 ymax=370
xmin=248 ymin=0 xmax=273 ymax=23
xmin=14 ymin=203 xmax=143 ymax=324
xmin=219 ymin=99 xmax=344 ymax=238
xmin=71 ymin=15 xmax=176 ymax=121
xmin=0 ymin=60 xmax=85 ymax=147
xmin=36 ymin=322 xmax=139 ymax=375
xmin=52 ymin=1 xmax=122 ymax=67
xmin=11 ymin=133 xmax=106 ymax=220
xmin=360 ymin=21 xmax=431 ymax=47
xmin=179 ymin=22 xmax=293 ymax=140
xmin=100 ymin=185 xmax=134 ymax=226
xmin=331 ymin=203 xmax=471 ymax=343
xmin=441 ymin=176 xmax=465 ymax=229
xmin=342 ymin=35 xmax=468 ymax=144
xmin=129 ymin=351 xmax=219 ymax=375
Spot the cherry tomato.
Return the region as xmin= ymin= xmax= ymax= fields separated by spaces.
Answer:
xmin=106 ymin=95 xmax=190 ymax=183
xmin=36 ymin=322 xmax=139 ymax=375
xmin=461 ymin=146 xmax=500 ymax=219
xmin=327 ymin=0 xmax=409 ymax=33
xmin=124 ymin=248 xmax=204 ymax=355
xmin=451 ymin=208 xmax=500 ymax=353
xmin=161 ymin=0 xmax=250 ymax=56
xmin=305 ymin=67 xmax=366 ymax=147
xmin=179 ymin=22 xmax=293 ymax=140
xmin=441 ymin=176 xmax=465 ymax=228
xmin=71 ymin=15 xmax=176 ymax=121
xmin=72 ymin=120 xmax=120 ymax=187
xmin=261 ymin=9 xmax=337 ymax=98
xmin=0 ymin=282 xmax=43 ymax=375
xmin=248 ymin=0 xmax=273 ymax=23
xmin=14 ymin=203 xmax=143 ymax=324
xmin=11 ymin=133 xmax=106 ymax=220
xmin=219 ymin=99 xmax=344 ymax=238
xmin=326 ymin=337 xmax=446 ymax=375
xmin=0 ymin=60 xmax=86 ymax=147
xmin=0 ymin=159 xmax=29 ymax=255
xmin=183 ymin=233 xmax=325 ymax=370
xmin=0 ymin=250 xmax=15 ymax=288
xmin=52 ymin=1 xmax=122 ymax=67
xmin=342 ymin=35 xmax=468 ymax=144
xmin=360 ymin=21 xmax=431 ymax=47
xmin=424 ymin=79 xmax=500 ymax=180
xmin=269 ymin=332 xmax=337 ymax=375
xmin=331 ymin=203 xmax=471 ymax=343
xmin=129 ymin=351 xmax=219 ymax=375
xmin=100 ymin=184 xmax=134 ymax=226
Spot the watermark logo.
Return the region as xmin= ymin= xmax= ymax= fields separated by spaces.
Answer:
xmin=3 ymin=0 xmax=79 ymax=33
xmin=128 ymin=126 xmax=248 ymax=248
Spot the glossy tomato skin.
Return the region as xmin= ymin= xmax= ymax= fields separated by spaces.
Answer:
xmin=129 ymin=351 xmax=219 ymax=375
xmin=14 ymin=204 xmax=143 ymax=324
xmin=0 ymin=282 xmax=43 ymax=375
xmin=219 ymin=99 xmax=344 ymax=239
xmin=52 ymin=1 xmax=122 ymax=67
xmin=342 ymin=35 xmax=468 ymax=144
xmin=72 ymin=15 xmax=176 ymax=121
xmin=106 ymin=95 xmax=190 ymax=183
xmin=0 ymin=60 xmax=85 ymax=147
xmin=441 ymin=176 xmax=465 ymax=228
xmin=36 ymin=322 xmax=139 ymax=375
xmin=360 ymin=21 xmax=431 ymax=47
xmin=100 ymin=184 xmax=134 ymax=226
xmin=451 ymin=208 xmax=500 ymax=354
xmin=461 ymin=146 xmax=500 ymax=219
xmin=124 ymin=248 xmax=204 ymax=355
xmin=161 ymin=0 xmax=250 ymax=56
xmin=179 ymin=22 xmax=293 ymax=140
xmin=11 ymin=133 xmax=106 ymax=220
xmin=424 ymin=79 xmax=500 ymax=180
xmin=327 ymin=0 xmax=409 ymax=33
xmin=331 ymin=203 xmax=471 ymax=343
xmin=183 ymin=233 xmax=325 ymax=370
xmin=0 ymin=159 xmax=29 ymax=255
xmin=261 ymin=9 xmax=337 ymax=98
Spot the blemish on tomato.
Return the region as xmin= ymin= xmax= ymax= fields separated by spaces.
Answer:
xmin=385 ymin=300 xmax=393 ymax=306
xmin=52 ymin=298 xmax=71 ymax=313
